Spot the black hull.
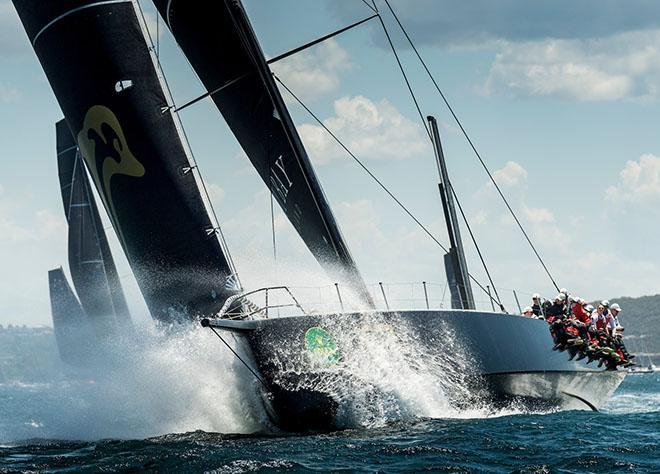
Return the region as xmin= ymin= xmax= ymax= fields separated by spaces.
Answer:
xmin=213 ymin=310 xmax=626 ymax=431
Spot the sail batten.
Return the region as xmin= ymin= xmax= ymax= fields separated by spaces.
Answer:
xmin=14 ymin=0 xmax=241 ymax=321
xmin=153 ymin=0 xmax=374 ymax=307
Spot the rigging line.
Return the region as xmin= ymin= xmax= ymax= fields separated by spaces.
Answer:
xmin=359 ymin=0 xmax=378 ymax=14
xmin=382 ymin=0 xmax=560 ymax=293
xmin=267 ymin=13 xmax=379 ymax=64
xmin=373 ymin=10 xmax=430 ymax=140
xmin=169 ymin=74 xmax=246 ymax=114
xmin=170 ymin=13 xmax=378 ymax=115
xmin=208 ymin=326 xmax=269 ymax=389
xmin=134 ymin=1 xmax=240 ymax=283
xmin=275 ymin=75 xmax=503 ymax=308
xmin=268 ymin=142 xmax=277 ymax=261
xmin=134 ymin=2 xmax=242 ymax=288
xmin=156 ymin=6 xmax=159 ymax=57
xmin=270 ymin=188 xmax=277 ymax=261
xmin=450 ymin=183 xmax=505 ymax=313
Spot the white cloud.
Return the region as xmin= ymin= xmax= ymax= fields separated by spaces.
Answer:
xmin=473 ymin=161 xmax=570 ymax=253
xmin=606 ymin=154 xmax=660 ymax=204
xmin=298 ymin=95 xmax=428 ymax=165
xmin=0 ymin=83 xmax=20 ymax=103
xmin=484 ymin=30 xmax=660 ymax=101
xmin=0 ymin=187 xmax=66 ymax=243
xmin=207 ymin=183 xmax=226 ymax=203
xmin=271 ymin=39 xmax=350 ymax=102
xmin=492 ymin=161 xmax=528 ymax=188
xmin=523 ymin=206 xmax=555 ymax=225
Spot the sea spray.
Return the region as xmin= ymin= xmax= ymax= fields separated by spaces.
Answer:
xmin=260 ymin=311 xmax=489 ymax=429
xmin=0 ymin=323 xmax=268 ymax=442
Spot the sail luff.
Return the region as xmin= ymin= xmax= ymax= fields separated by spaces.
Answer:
xmin=131 ymin=1 xmax=240 ymax=284
xmin=153 ymin=0 xmax=374 ymax=308
xmin=14 ymin=0 xmax=241 ymax=321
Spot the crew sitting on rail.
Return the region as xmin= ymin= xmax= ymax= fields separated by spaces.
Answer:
xmin=610 ymin=303 xmax=624 ymax=334
xmin=545 ymin=293 xmax=567 ymax=323
xmin=531 ymin=293 xmax=544 ymax=317
xmin=571 ymin=297 xmax=591 ymax=324
xmin=547 ymin=295 xmax=634 ymax=369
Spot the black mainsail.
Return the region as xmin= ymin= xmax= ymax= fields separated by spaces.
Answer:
xmin=153 ymin=0 xmax=374 ymax=307
xmin=13 ymin=0 xmax=240 ymax=321
xmin=48 ymin=268 xmax=93 ymax=365
xmin=56 ymin=119 xmax=132 ymax=331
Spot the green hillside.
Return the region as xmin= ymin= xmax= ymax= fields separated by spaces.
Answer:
xmin=606 ymin=294 xmax=660 ymax=357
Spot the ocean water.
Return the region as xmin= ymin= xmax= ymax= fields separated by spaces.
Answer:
xmin=0 ymin=327 xmax=658 ymax=473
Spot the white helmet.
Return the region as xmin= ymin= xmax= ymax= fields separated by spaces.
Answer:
xmin=586 ymin=304 xmax=594 ymax=312
xmin=560 ymin=288 xmax=568 ymax=294
xmin=532 ymin=293 xmax=541 ymax=299
xmin=601 ymin=300 xmax=610 ymax=307
xmin=523 ymin=306 xmax=533 ymax=313
xmin=610 ymin=303 xmax=622 ymax=312
xmin=556 ymin=293 xmax=566 ymax=301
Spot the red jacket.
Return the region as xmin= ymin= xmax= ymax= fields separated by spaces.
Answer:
xmin=572 ymin=303 xmax=590 ymax=324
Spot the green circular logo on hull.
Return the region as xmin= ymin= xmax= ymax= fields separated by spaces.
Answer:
xmin=304 ymin=327 xmax=339 ymax=365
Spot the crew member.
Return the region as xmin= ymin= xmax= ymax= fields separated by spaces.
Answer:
xmin=531 ymin=293 xmax=543 ymax=317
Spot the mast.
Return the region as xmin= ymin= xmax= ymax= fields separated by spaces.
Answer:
xmin=56 ymin=120 xmax=132 ymax=332
xmin=428 ymin=116 xmax=475 ymax=310
xmin=13 ymin=0 xmax=241 ymax=321
xmin=152 ymin=0 xmax=374 ymax=308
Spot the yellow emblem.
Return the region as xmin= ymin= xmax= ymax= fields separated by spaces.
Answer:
xmin=77 ymin=105 xmax=145 ymax=243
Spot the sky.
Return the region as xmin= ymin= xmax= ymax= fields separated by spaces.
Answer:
xmin=1 ymin=0 xmax=660 ymax=326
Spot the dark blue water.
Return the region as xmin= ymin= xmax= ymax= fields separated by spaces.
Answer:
xmin=1 ymin=374 xmax=658 ymax=473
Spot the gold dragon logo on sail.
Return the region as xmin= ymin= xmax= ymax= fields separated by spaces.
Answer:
xmin=77 ymin=105 xmax=145 ymax=244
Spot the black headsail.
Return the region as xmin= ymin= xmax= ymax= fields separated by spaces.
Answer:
xmin=153 ymin=0 xmax=374 ymax=308
xmin=56 ymin=119 xmax=132 ymax=332
xmin=48 ymin=268 xmax=94 ymax=365
xmin=13 ymin=0 xmax=240 ymax=321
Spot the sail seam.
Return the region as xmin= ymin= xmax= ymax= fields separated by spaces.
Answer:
xmin=31 ymin=0 xmax=130 ymax=46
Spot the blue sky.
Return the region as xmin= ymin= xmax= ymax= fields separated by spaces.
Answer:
xmin=1 ymin=0 xmax=659 ymax=326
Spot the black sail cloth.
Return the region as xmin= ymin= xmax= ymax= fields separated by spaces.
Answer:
xmin=56 ymin=120 xmax=132 ymax=332
xmin=13 ymin=0 xmax=240 ymax=321
xmin=153 ymin=0 xmax=374 ymax=308
xmin=48 ymin=268 xmax=94 ymax=365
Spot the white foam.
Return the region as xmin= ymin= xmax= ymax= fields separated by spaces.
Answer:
xmin=1 ymin=323 xmax=269 ymax=441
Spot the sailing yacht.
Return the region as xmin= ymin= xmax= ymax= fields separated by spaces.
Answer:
xmin=49 ymin=120 xmax=133 ymax=364
xmin=13 ymin=0 xmax=626 ymax=430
